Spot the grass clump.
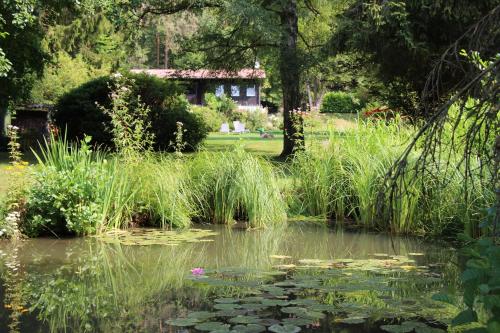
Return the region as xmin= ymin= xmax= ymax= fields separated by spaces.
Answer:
xmin=188 ymin=149 xmax=287 ymax=228
xmin=19 ymin=136 xmax=195 ymax=236
xmin=290 ymin=118 xmax=493 ymax=236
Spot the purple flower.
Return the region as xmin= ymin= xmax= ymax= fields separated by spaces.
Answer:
xmin=191 ymin=268 xmax=205 ymax=276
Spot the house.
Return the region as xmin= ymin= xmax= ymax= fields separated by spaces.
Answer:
xmin=130 ymin=68 xmax=266 ymax=108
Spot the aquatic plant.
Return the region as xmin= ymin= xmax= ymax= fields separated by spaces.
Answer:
xmin=188 ymin=149 xmax=287 ymax=228
xmin=289 ymin=118 xmax=493 ymax=235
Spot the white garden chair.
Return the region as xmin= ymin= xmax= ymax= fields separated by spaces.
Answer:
xmin=232 ymin=121 xmax=243 ymax=133
xmin=219 ymin=123 xmax=230 ymax=134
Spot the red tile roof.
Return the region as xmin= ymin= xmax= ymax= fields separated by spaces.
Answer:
xmin=130 ymin=68 xmax=266 ymax=80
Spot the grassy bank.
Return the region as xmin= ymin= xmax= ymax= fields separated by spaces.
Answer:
xmin=1 ymin=115 xmax=493 ymax=239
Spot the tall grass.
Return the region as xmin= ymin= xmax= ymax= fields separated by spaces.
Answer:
xmin=188 ymin=149 xmax=287 ymax=228
xmin=289 ymin=118 xmax=494 ymax=236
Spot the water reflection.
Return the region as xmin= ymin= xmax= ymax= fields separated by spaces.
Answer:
xmin=0 ymin=225 xmax=459 ymax=332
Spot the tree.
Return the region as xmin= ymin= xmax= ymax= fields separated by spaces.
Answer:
xmin=333 ymin=0 xmax=499 ymax=116
xmin=128 ymin=0 xmax=336 ymax=156
xmin=0 ymin=0 xmax=45 ymax=134
xmin=381 ymin=6 xmax=500 ymax=236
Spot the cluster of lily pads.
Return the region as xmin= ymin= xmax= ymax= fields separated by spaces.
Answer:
xmin=95 ymin=228 xmax=217 ymax=246
xmin=166 ymin=253 xmax=453 ymax=332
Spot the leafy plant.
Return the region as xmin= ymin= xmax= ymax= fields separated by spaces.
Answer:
xmin=204 ymin=92 xmax=237 ymax=118
xmin=190 ymin=105 xmax=228 ymax=132
xmin=98 ymin=72 xmax=155 ymax=157
xmin=320 ymin=91 xmax=361 ymax=114
xmin=53 ymin=72 xmax=207 ymax=152
xmin=433 ymin=235 xmax=500 ymax=332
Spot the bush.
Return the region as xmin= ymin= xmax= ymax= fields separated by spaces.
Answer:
xmin=190 ymin=105 xmax=227 ymax=132
xmin=320 ymin=91 xmax=361 ymax=113
xmin=235 ymin=109 xmax=267 ymax=131
xmin=152 ymin=96 xmax=208 ymax=151
xmin=204 ymin=93 xmax=237 ymax=117
xmin=20 ymin=136 xmax=196 ymax=237
xmin=53 ymin=72 xmax=207 ymax=152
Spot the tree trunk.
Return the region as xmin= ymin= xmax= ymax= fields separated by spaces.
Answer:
xmin=156 ymin=33 xmax=160 ymax=68
xmin=164 ymin=34 xmax=169 ymax=69
xmin=280 ymin=0 xmax=304 ymax=157
xmin=306 ymin=82 xmax=314 ymax=111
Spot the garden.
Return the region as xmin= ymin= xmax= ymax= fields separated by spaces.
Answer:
xmin=0 ymin=1 xmax=499 ymax=333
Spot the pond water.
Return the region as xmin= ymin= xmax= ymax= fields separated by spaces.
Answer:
xmin=0 ymin=224 xmax=460 ymax=333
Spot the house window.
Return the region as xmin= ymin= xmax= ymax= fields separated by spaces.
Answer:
xmin=246 ymin=85 xmax=256 ymax=97
xmin=215 ymin=85 xmax=224 ymax=97
xmin=231 ymin=85 xmax=240 ymax=97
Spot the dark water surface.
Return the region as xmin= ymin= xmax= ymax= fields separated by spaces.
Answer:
xmin=0 ymin=224 xmax=459 ymax=333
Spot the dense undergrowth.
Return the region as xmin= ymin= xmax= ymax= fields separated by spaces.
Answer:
xmin=0 ymin=118 xmax=493 ymax=238
xmin=289 ymin=119 xmax=493 ymax=237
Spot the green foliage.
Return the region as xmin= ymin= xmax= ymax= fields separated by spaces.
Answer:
xmin=53 ymin=73 xmax=207 ymax=152
xmin=188 ymin=149 xmax=287 ymax=228
xmin=22 ymin=136 xmax=112 ymax=236
xmin=236 ymin=110 xmax=267 ymax=131
xmin=20 ymin=135 xmax=196 ymax=236
xmin=98 ymin=73 xmax=155 ymax=156
xmin=204 ymin=93 xmax=237 ymax=118
xmin=289 ymin=119 xmax=493 ymax=235
xmin=190 ymin=105 xmax=228 ymax=132
xmin=30 ymin=51 xmax=107 ymax=104
xmin=433 ymin=235 xmax=500 ymax=332
xmin=320 ymin=91 xmax=361 ymax=114
xmin=153 ymin=96 xmax=208 ymax=152
xmin=334 ymin=0 xmax=498 ymax=115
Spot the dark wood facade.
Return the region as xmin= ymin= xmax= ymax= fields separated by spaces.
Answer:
xmin=185 ymin=79 xmax=261 ymax=106
xmin=131 ymin=68 xmax=265 ymax=108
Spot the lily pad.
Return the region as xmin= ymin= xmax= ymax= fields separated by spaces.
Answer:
xmin=216 ymin=310 xmax=248 ymax=317
xmin=231 ymin=324 xmax=266 ymax=333
xmin=229 ymin=316 xmax=262 ymax=324
xmin=268 ymin=324 xmax=301 ymax=333
xmin=215 ymin=297 xmax=239 ymax=304
xmin=270 ymin=255 xmax=292 ymax=259
xmin=261 ymin=299 xmax=290 ymax=307
xmin=214 ymin=303 xmax=242 ymax=311
xmin=380 ymin=324 xmax=414 ymax=333
xmin=281 ymin=318 xmax=314 ymax=326
xmin=195 ymin=322 xmax=231 ymax=331
xmin=97 ymin=228 xmax=217 ymax=246
xmin=167 ymin=318 xmax=200 ymax=327
xmin=338 ymin=317 xmax=366 ymax=324
xmin=188 ymin=311 xmax=217 ymax=320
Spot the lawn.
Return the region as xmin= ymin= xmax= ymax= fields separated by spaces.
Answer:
xmin=203 ymin=113 xmax=358 ymax=156
xmin=0 ymin=113 xmax=358 ymax=195
xmin=0 ymin=153 xmax=11 ymax=198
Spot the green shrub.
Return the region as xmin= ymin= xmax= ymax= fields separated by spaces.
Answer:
xmin=320 ymin=91 xmax=361 ymax=113
xmin=53 ymin=72 xmax=207 ymax=152
xmin=236 ymin=109 xmax=267 ymax=131
xmin=20 ymin=136 xmax=195 ymax=237
xmin=188 ymin=149 xmax=287 ymax=228
xmin=190 ymin=105 xmax=227 ymax=132
xmin=22 ymin=136 xmax=114 ymax=236
xmin=152 ymin=96 xmax=208 ymax=151
xmin=204 ymin=92 xmax=237 ymax=118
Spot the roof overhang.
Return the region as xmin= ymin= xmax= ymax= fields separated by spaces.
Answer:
xmin=130 ymin=68 xmax=266 ymax=80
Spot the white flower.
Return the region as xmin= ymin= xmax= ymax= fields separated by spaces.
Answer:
xmin=111 ymin=72 xmax=123 ymax=79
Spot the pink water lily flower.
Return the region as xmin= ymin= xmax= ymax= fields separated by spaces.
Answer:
xmin=191 ymin=268 xmax=205 ymax=276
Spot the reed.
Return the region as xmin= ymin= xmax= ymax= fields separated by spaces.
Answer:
xmin=188 ymin=149 xmax=287 ymax=228
xmin=289 ymin=118 xmax=493 ymax=235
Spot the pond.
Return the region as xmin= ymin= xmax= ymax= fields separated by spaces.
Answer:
xmin=0 ymin=224 xmax=460 ymax=333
